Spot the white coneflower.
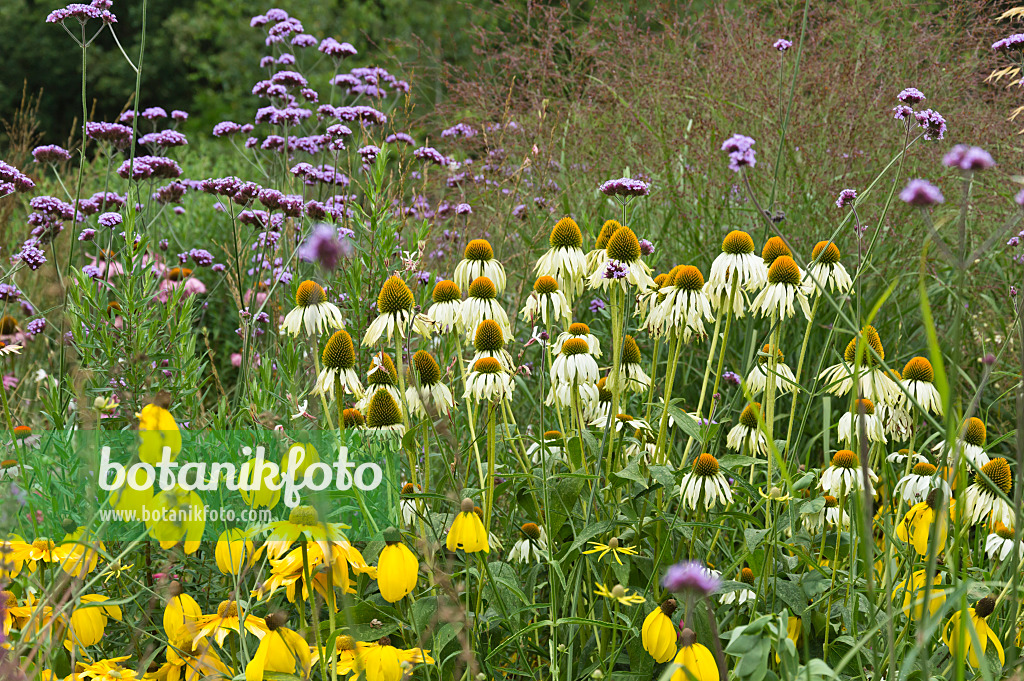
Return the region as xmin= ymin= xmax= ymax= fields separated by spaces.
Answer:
xmin=525 ymin=430 xmax=565 ymax=464
xmin=985 ymin=523 xmax=1023 ymax=561
xmin=636 ymin=272 xmax=672 ymax=332
xmin=427 ymin=280 xmax=462 ymax=334
xmin=365 ymin=388 xmax=405 ymax=435
xmin=932 ymin=416 xmax=990 ymax=468
xmin=585 ymin=219 xmax=623 ymax=276
xmin=405 ymin=350 xmax=453 ymax=418
xmin=454 ymin=238 xmax=506 ymax=292
xmin=803 ymin=494 xmax=850 ymax=533
xmin=751 ymin=255 xmax=811 ymax=320
xmin=583 ymin=377 xmax=613 ymax=422
xmin=819 ymin=449 xmax=877 ymax=498
xmin=509 ymin=522 xmax=548 ymax=564
xmin=818 ymin=326 xmax=900 ymax=405
xmin=461 ymin=276 xmax=512 ymax=342
xmin=553 ymin=322 xmax=602 ymax=359
xmin=886 ymin=448 xmax=927 ymax=466
xmin=745 ymin=345 xmax=798 ymax=395
xmin=465 ymin=356 xmax=514 ymax=402
xmin=877 ymin=396 xmax=913 ymax=442
xmin=838 ymin=399 xmax=886 ymax=446
xmin=590 ymin=412 xmax=652 ymax=435
xmin=894 ymin=461 xmax=950 ymax=504
xmin=587 ymin=225 xmax=655 ymax=291
xmin=901 ymin=356 xmax=942 ymax=415
xmin=536 ymin=217 xmax=587 ymax=300
xmin=606 ymin=335 xmax=650 ymax=395
xmin=342 ymin=408 xmax=365 ymax=430
xmin=470 ymin=319 xmax=514 ymax=371
xmin=400 ymin=483 xmax=421 ymax=524
xmin=963 ymin=458 xmax=1013 ymax=527
xmin=314 ymin=330 xmax=364 ymax=399
xmin=679 ymin=453 xmax=734 ymax=511
xmin=804 ymin=240 xmax=853 ymax=296
xmin=362 ymin=275 xmax=432 ymax=347
xmin=705 ymin=230 xmax=767 ymax=318
xmin=282 ymin=280 xmax=344 ymax=337
xmin=726 ymin=403 xmax=767 ymax=456
xmin=546 ymin=337 xmax=600 ymax=409
xmin=649 ymin=265 xmax=714 ymax=341
xmin=720 ymin=568 xmax=757 ymax=605
xmin=355 ymin=353 xmax=402 ymax=411
xmin=520 ymin=275 xmax=572 ymax=327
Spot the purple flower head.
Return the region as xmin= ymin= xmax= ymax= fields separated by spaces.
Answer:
xmin=82 ymin=265 xmax=102 ymax=279
xmin=358 ymin=145 xmax=381 ymax=164
xmin=298 ymin=223 xmax=353 ymax=270
xmin=26 ymin=318 xmax=46 ymax=336
xmin=835 ymin=188 xmax=857 ymax=209
xmin=773 ymin=38 xmax=793 ymax=52
xmin=97 ymin=212 xmax=122 ymax=228
xmin=0 ymin=160 xmax=35 ymax=193
xmin=0 ymin=284 xmax=21 ymax=302
xmin=603 ymin=261 xmax=629 ymax=280
xmin=914 ymin=109 xmax=947 ymax=140
xmin=892 ymin=105 xmax=914 ymax=121
xmin=993 ymin=34 xmax=1024 ymax=52
xmin=116 ymin=156 xmax=182 ymax=181
xmin=441 ymin=123 xmax=478 ymax=139
xmin=385 ymin=132 xmax=414 ymax=145
xmin=138 ymin=129 xmax=188 ymax=148
xmin=942 ymin=145 xmax=995 ymax=171
xmin=46 ymin=1 xmax=116 ymax=24
xmin=722 ymin=370 xmax=742 ymax=386
xmin=32 ymin=145 xmax=71 ymax=164
xmin=661 ymin=561 xmax=721 ymax=596
xmin=899 ymin=179 xmax=944 ymax=206
xmin=30 ymin=196 xmax=76 ymax=220
xmin=213 ymin=121 xmax=243 ymax=137
xmin=171 ymin=110 xmax=188 ymax=121
xmin=141 ymin=107 xmax=168 ymax=120
xmin=319 ymin=37 xmax=357 ymax=58
xmin=78 ymin=228 xmax=96 ymax=242
xmin=413 ymin=146 xmax=450 ymax=166
xmin=599 ymin=177 xmax=650 ymax=197
xmin=721 ymin=134 xmax=757 ymax=172
xmin=897 ymin=88 xmax=926 ymax=105
xmin=1016 ymin=189 xmax=1024 ymax=208
xmin=85 ymin=122 xmax=133 ymax=147
xmin=291 ymin=33 xmax=316 ymax=47
xmin=639 ymin=239 xmax=655 ymax=256
xmin=455 ymin=203 xmax=472 ymax=215
xmin=589 ymin=298 xmax=606 ymax=313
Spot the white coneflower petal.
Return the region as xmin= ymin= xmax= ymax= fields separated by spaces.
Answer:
xmin=819 ymin=450 xmax=877 ymax=498
xmin=679 ymin=453 xmax=733 ymax=511
xmin=455 ymin=239 xmax=506 ymax=292
xmin=282 ymin=280 xmax=345 ymax=337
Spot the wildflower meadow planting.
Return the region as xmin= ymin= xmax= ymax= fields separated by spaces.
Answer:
xmin=3 ymin=1 xmax=1024 ymax=679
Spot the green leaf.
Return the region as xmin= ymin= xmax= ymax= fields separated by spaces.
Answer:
xmin=612 ymin=460 xmax=648 ymax=488
xmin=745 ymin=528 xmax=770 ymax=552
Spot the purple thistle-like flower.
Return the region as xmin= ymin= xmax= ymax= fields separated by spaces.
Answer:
xmin=385 ymin=132 xmax=414 ymax=145
xmin=892 ymin=104 xmax=914 ymax=121
xmin=30 ymin=196 xmax=76 ymax=220
xmin=942 ymin=144 xmax=995 ymax=171
xmin=0 ymin=284 xmax=21 ymax=302
xmin=171 ymin=110 xmax=188 ymax=121
xmin=661 ymin=561 xmax=721 ymax=595
xmin=291 ymin=33 xmax=316 ymax=47
xmin=589 ymin=298 xmax=606 ymax=313
xmin=897 ymin=88 xmax=926 ymax=104
xmin=721 ymin=370 xmax=742 ymax=386
xmin=0 ymin=160 xmax=35 ymax=193
xmin=441 ymin=123 xmax=478 ymax=139
xmin=26 ymin=318 xmax=46 ymax=336
xmin=835 ymin=188 xmax=857 ymax=209
xmin=993 ymin=34 xmax=1024 ymax=52
xmin=639 ymin=239 xmax=655 ymax=256
xmin=914 ymin=109 xmax=947 ymax=140
xmin=899 ymin=179 xmax=944 ymax=206
xmin=603 ymin=261 xmax=629 ymax=280
xmin=17 ymin=239 xmax=47 ymax=271
xmin=773 ymin=38 xmax=792 ymax=51
xmin=138 ymin=129 xmax=188 ymax=148
xmin=32 ymin=145 xmax=71 ymax=163
xmin=413 ymin=146 xmax=450 ymax=166
xmin=358 ymin=145 xmax=381 ymax=163
xmin=599 ymin=177 xmax=650 ymax=197
xmin=319 ymin=37 xmax=357 ymax=58
xmin=455 ymin=203 xmax=472 ymax=215
xmin=85 ymin=122 xmax=133 ymax=146
xmin=298 ymin=223 xmax=352 ymax=270
xmin=721 ymin=134 xmax=757 ymax=172
xmin=78 ymin=228 xmax=96 ymax=241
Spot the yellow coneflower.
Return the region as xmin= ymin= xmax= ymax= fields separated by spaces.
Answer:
xmin=751 ymin=255 xmax=811 ymax=320
xmin=446 ymin=498 xmax=489 ymax=553
xmin=366 ymin=388 xmax=406 ymax=435
xmin=583 ymin=537 xmax=639 ymax=564
xmin=147 ymin=486 xmax=206 ymax=555
xmin=670 ymin=628 xmax=719 ymax=681
xmin=240 ymin=455 xmax=282 ymax=510
xmin=745 ymin=345 xmax=797 ymax=395
xmin=353 ymin=637 xmax=435 ymax=681
xmin=897 ymin=488 xmax=952 ymax=556
xmin=258 ymin=541 xmax=371 ymax=602
xmin=427 ymin=279 xmax=462 ymax=334
xmin=818 ymin=326 xmax=900 ymax=405
xmin=343 ymin=407 xmax=365 ymax=429
xmin=192 ymin=600 xmax=268 ymax=647
xmin=509 ymin=522 xmax=548 ymax=564
xmin=554 ymin=321 xmax=602 ymax=358
xmin=470 ymin=319 xmax=514 ymax=371
xmin=537 ymin=216 xmax=587 ymax=299
xmin=585 ymin=219 xmax=623 ymax=275
xmin=377 ymin=538 xmax=419 ymax=603
xmin=963 ymin=457 xmax=1013 ymax=527
xmin=461 ymin=276 xmax=511 ymax=341
xmin=75 ymin=657 xmax=139 ymax=681
xmin=804 ymin=240 xmax=852 ymax=295
xmin=281 ymin=279 xmax=344 ymax=337
xmin=587 ymin=225 xmax=655 ymax=291
xmin=464 ymin=356 xmax=514 ymax=402
xmin=607 ymin=335 xmax=651 ymax=394
xmin=315 ymin=328 xmax=364 ymax=398
xmin=819 ymin=449 xmax=877 ymax=498
xmin=762 ymin=236 xmax=791 ymax=265
xmin=705 ymin=230 xmax=766 ymax=317
xmin=363 ymin=275 xmax=432 ymax=347
xmin=454 ymin=238 xmax=506 ymax=293
xmin=932 ymin=416 xmax=990 ymax=468
xmin=679 ymin=453 xmax=734 ymax=510
xmin=56 ymin=527 xmax=104 ymax=578
xmin=838 ymin=398 xmax=886 ymax=445
xmin=520 ymin=275 xmax=572 ymax=327
xmin=406 ymin=350 xmax=454 ymax=418
xmin=594 ymin=582 xmax=646 ymax=605
xmin=244 ymin=612 xmax=312 ymax=681
xmin=546 ymin=336 xmax=600 ymax=409
xmin=894 ymin=569 xmax=945 ymax=619
xmin=720 ymin=567 xmax=757 ymax=605
xmin=163 ymin=581 xmax=202 ymax=643
xmin=642 ymin=599 xmax=678 ymax=663
xmin=985 ymin=522 xmax=1023 ymax=561
xmin=65 ymin=594 xmax=123 ymax=649
xmin=215 ymin=528 xmax=254 ymax=576
xmin=726 ymin=402 xmax=767 ymax=455
xmin=262 ymin=504 xmax=351 ymax=560
xmin=157 ymin=637 xmax=231 ymax=681
xmin=894 ymin=460 xmax=949 ymax=503
xmin=942 ymin=596 xmax=1005 ymax=668
xmin=901 ymin=356 xmax=942 ymax=415
xmin=136 ymin=400 xmax=182 ymax=464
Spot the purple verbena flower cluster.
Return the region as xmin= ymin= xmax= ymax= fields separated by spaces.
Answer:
xmin=773 ymin=38 xmax=792 ymax=52
xmin=721 ymin=134 xmax=756 ymax=172
xmin=116 ymin=156 xmax=182 ymax=181
xmin=46 ymin=0 xmax=116 ymax=25
xmin=599 ymin=177 xmax=650 ymax=197
xmin=32 ymin=145 xmax=72 ymax=164
xmin=835 ymin=188 xmax=857 ymax=209
xmin=992 ymin=34 xmax=1024 ymax=52
xmin=899 ymin=179 xmax=944 ymax=206
xmin=942 ymin=145 xmax=995 ymax=171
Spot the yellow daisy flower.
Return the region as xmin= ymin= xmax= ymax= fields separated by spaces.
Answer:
xmin=642 ymin=599 xmax=678 ymax=663
xmin=942 ymin=596 xmax=1004 ymax=668
xmin=594 ymin=583 xmax=646 ymax=606
xmin=445 ymin=499 xmax=489 ymax=553
xmin=583 ymin=537 xmax=639 ymax=564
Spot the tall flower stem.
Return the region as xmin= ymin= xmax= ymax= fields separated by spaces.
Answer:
xmin=484 ymin=402 xmax=497 ymax=533
xmin=456 ymin=348 xmax=486 ymax=495
xmin=654 ymin=331 xmax=681 ymax=461
xmin=643 ymin=335 xmax=662 ymax=423
xmin=784 ymin=295 xmax=820 ymax=459
xmin=609 ymin=286 xmax=624 ymax=420
xmin=763 ymin=313 xmax=782 ymax=486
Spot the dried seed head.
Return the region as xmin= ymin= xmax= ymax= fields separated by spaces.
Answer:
xmin=265 ymin=611 xmax=288 ymax=631
xmin=460 ymin=498 xmax=475 ymax=513
xmin=974 ymin=596 xmax=996 ymax=619
xmin=660 ymin=598 xmax=678 ymax=615
xmin=679 ymin=628 xmax=697 ymax=647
